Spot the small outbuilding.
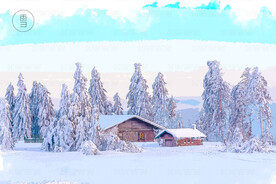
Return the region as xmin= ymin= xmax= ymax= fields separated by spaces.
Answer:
xmin=99 ymin=115 xmax=165 ymax=142
xmin=155 ymin=125 xmax=206 ymax=147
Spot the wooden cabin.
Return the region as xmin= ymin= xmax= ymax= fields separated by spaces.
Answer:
xmin=99 ymin=115 xmax=165 ymax=142
xmin=155 ymin=125 xmax=206 ymax=147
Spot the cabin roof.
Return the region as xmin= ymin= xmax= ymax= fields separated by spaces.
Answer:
xmin=155 ymin=128 xmax=206 ymax=139
xmin=99 ymin=115 xmax=165 ymax=130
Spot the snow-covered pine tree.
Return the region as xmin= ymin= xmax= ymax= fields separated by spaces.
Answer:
xmin=87 ymin=108 xmax=101 ymax=146
xmin=56 ymin=115 xmax=75 ymax=151
xmin=12 ymin=73 xmax=32 ymax=140
xmin=174 ymin=112 xmax=184 ymax=128
xmin=227 ymin=68 xmax=251 ymax=147
xmin=104 ymin=100 xmax=113 ymax=115
xmin=226 ymin=67 xmax=273 ymax=152
xmin=75 ymin=116 xmax=88 ymax=150
xmin=29 ymin=81 xmax=40 ymax=138
xmin=41 ymin=118 xmax=58 ymax=152
xmin=199 ymin=61 xmax=231 ymax=141
xmin=37 ymin=84 xmax=55 ymax=138
xmin=126 ymin=63 xmax=152 ymax=120
xmin=55 ymin=84 xmax=75 ymax=151
xmin=113 ymin=93 xmax=123 ymax=115
xmin=0 ymin=98 xmax=14 ymax=150
xmin=72 ymin=62 xmax=92 ymax=120
xmin=5 ymin=83 xmax=15 ymax=116
xmin=248 ymin=67 xmax=272 ymax=145
xmin=58 ymin=84 xmax=71 ymax=118
xmin=126 ymin=63 xmax=142 ymax=115
xmin=168 ymin=96 xmax=177 ymax=119
xmin=152 ymin=72 xmax=170 ymax=127
xmin=89 ymin=67 xmax=108 ymax=115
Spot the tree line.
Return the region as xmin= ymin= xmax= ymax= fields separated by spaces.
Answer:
xmin=199 ymin=61 xmax=273 ymax=153
xmin=0 ymin=62 xmax=181 ymax=152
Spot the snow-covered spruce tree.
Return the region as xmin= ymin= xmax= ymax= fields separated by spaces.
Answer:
xmin=5 ymin=83 xmax=15 ymax=117
xmin=72 ymin=63 xmax=92 ymax=120
xmin=58 ymin=84 xmax=71 ymax=118
xmin=113 ymin=93 xmax=123 ymax=115
xmin=249 ymin=68 xmax=272 ymax=145
xmin=75 ymin=116 xmax=89 ymax=150
xmin=89 ymin=67 xmax=108 ymax=115
xmin=0 ymin=98 xmax=14 ymax=150
xmin=56 ymin=115 xmax=75 ymax=151
xmin=174 ymin=112 xmax=184 ymax=128
xmin=36 ymin=84 xmax=55 ymax=138
xmin=199 ymin=61 xmax=231 ymax=141
xmin=104 ymin=100 xmax=113 ymax=115
xmin=126 ymin=63 xmax=142 ymax=115
xmin=41 ymin=118 xmax=58 ymax=152
xmin=41 ymin=84 xmax=74 ymax=152
xmin=152 ymin=72 xmax=170 ymax=127
xmin=29 ymin=81 xmax=40 ymax=138
xmin=126 ymin=63 xmax=152 ymax=120
xmin=12 ymin=73 xmax=32 ymax=140
xmin=226 ymin=68 xmax=251 ymax=150
xmin=226 ymin=67 xmax=273 ymax=153
xmin=168 ymin=96 xmax=177 ymax=119
xmin=87 ymin=108 xmax=101 ymax=147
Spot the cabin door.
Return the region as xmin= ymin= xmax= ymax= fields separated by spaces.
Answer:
xmin=165 ymin=139 xmax=173 ymax=147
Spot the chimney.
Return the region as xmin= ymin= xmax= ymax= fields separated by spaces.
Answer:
xmin=193 ymin=124 xmax=196 ymax=130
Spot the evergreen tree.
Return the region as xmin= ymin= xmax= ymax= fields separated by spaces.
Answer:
xmin=227 ymin=68 xmax=251 ymax=146
xmin=12 ymin=73 xmax=32 ymax=140
xmin=37 ymin=84 xmax=55 ymax=138
xmin=58 ymin=84 xmax=71 ymax=118
xmin=0 ymin=98 xmax=14 ymax=150
xmin=41 ymin=118 xmax=58 ymax=152
xmin=104 ymin=100 xmax=113 ymax=115
xmin=56 ymin=115 xmax=75 ymax=151
xmin=89 ymin=67 xmax=108 ymax=115
xmin=113 ymin=93 xmax=123 ymax=115
xmin=249 ymin=68 xmax=272 ymax=144
xmin=174 ymin=112 xmax=184 ymax=128
xmin=29 ymin=81 xmax=40 ymax=137
xmin=126 ymin=63 xmax=152 ymax=120
xmin=168 ymin=96 xmax=177 ymax=119
xmin=126 ymin=63 xmax=142 ymax=115
xmin=87 ymin=108 xmax=101 ymax=146
xmin=5 ymin=83 xmax=15 ymax=116
xmin=227 ymin=67 xmax=273 ymax=151
xmin=152 ymin=72 xmax=170 ymax=127
xmin=75 ymin=116 xmax=88 ymax=150
xmin=72 ymin=63 xmax=92 ymax=120
xmin=199 ymin=61 xmax=231 ymax=141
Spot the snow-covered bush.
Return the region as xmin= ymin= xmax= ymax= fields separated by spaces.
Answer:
xmin=54 ymin=146 xmax=63 ymax=153
xmin=81 ymin=140 xmax=101 ymax=155
xmin=100 ymin=133 xmax=142 ymax=153
xmin=227 ymin=136 xmax=275 ymax=153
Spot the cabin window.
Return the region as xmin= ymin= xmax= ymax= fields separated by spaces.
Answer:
xmin=138 ymin=132 xmax=145 ymax=140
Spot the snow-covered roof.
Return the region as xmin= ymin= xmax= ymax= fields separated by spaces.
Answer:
xmin=155 ymin=128 xmax=206 ymax=139
xmin=99 ymin=115 xmax=165 ymax=130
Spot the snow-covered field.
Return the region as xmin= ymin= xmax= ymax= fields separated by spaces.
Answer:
xmin=1 ymin=142 xmax=276 ymax=184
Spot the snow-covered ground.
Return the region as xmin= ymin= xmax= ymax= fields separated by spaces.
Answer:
xmin=1 ymin=141 xmax=276 ymax=184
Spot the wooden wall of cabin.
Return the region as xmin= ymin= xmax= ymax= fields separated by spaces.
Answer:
xmin=177 ymin=138 xmax=203 ymax=146
xmin=105 ymin=118 xmax=156 ymax=142
xmin=160 ymin=133 xmax=176 ymax=147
